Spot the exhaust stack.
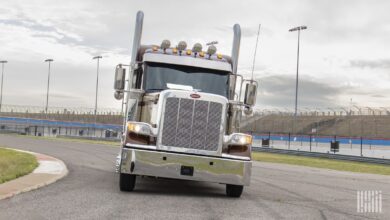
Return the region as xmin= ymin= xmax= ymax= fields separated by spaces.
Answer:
xmin=129 ymin=11 xmax=144 ymax=88
xmin=231 ymin=24 xmax=241 ymax=75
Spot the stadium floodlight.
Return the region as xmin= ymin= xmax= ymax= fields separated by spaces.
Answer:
xmin=0 ymin=60 xmax=8 ymax=112
xmin=44 ymin=59 xmax=54 ymax=114
xmin=93 ymin=56 xmax=103 ymax=123
xmin=289 ymin=25 xmax=307 ymax=117
xmin=289 ymin=25 xmax=307 ymax=133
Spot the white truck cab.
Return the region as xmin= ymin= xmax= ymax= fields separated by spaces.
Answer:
xmin=114 ymin=11 xmax=258 ymax=197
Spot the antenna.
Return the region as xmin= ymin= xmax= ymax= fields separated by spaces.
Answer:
xmin=251 ymin=24 xmax=261 ymax=81
xmin=206 ymin=41 xmax=218 ymax=46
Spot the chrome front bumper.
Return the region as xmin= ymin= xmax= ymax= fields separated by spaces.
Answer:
xmin=120 ymin=147 xmax=252 ymax=186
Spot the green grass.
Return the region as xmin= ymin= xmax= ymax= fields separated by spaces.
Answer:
xmin=252 ymin=152 xmax=390 ymax=176
xmin=0 ymin=148 xmax=39 ymax=184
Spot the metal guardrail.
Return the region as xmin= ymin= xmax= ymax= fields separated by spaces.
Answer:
xmin=252 ymin=147 xmax=390 ymax=165
xmin=0 ymin=116 xmax=121 ymax=130
xmin=0 ymin=104 xmax=121 ymax=114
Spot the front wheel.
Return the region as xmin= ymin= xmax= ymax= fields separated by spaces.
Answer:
xmin=119 ymin=173 xmax=136 ymax=191
xmin=226 ymin=184 xmax=243 ymax=197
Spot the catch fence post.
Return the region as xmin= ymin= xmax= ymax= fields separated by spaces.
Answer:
xmin=288 ymin=132 xmax=291 ymax=150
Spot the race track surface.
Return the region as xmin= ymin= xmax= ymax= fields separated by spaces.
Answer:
xmin=0 ymin=134 xmax=388 ymax=219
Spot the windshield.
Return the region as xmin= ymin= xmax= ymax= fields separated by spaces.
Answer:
xmin=143 ymin=62 xmax=229 ymax=97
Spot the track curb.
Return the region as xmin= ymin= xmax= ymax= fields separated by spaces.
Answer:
xmin=0 ymin=148 xmax=68 ymax=200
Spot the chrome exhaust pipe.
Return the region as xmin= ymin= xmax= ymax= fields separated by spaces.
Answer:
xmin=124 ymin=11 xmax=144 ymax=130
xmin=129 ymin=11 xmax=144 ymax=88
xmin=230 ymin=24 xmax=241 ymax=100
xmin=231 ymin=24 xmax=241 ymax=75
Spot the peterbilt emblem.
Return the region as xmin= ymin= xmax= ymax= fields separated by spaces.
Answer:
xmin=190 ymin=93 xmax=201 ymax=99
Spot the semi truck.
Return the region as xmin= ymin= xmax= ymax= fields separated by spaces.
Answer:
xmin=114 ymin=11 xmax=258 ymax=197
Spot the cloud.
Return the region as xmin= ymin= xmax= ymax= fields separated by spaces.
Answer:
xmin=1 ymin=0 xmax=390 ymax=109
xmin=371 ymin=94 xmax=385 ymax=98
xmin=50 ymin=92 xmax=87 ymax=100
xmin=0 ymin=18 xmax=83 ymax=43
xmin=216 ymin=25 xmax=274 ymax=38
xmin=255 ymin=75 xmax=343 ymax=108
xmin=349 ymin=59 xmax=390 ymax=69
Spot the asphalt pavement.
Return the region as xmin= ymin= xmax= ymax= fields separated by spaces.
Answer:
xmin=0 ymin=134 xmax=388 ymax=219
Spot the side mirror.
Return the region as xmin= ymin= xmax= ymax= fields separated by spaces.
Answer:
xmin=114 ymin=65 xmax=126 ymax=91
xmin=244 ymin=83 xmax=257 ymax=106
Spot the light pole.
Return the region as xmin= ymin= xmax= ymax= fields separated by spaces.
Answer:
xmin=289 ymin=25 xmax=307 ymax=116
xmin=289 ymin=26 xmax=307 ymax=134
xmin=44 ymin=59 xmax=54 ymax=114
xmin=0 ymin=60 xmax=8 ymax=112
xmin=353 ymin=105 xmax=363 ymax=156
xmin=93 ymin=56 xmax=102 ymax=123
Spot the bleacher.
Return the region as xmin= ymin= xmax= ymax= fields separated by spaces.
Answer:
xmin=242 ymin=114 xmax=390 ymax=138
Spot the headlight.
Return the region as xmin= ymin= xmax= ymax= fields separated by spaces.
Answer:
xmin=126 ymin=122 xmax=156 ymax=146
xmin=223 ymin=133 xmax=252 ymax=158
xmin=227 ymin=133 xmax=253 ymax=146
xmin=127 ymin=122 xmax=153 ymax=136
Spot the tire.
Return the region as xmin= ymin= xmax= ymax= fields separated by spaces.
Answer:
xmin=119 ymin=173 xmax=136 ymax=192
xmin=226 ymin=184 xmax=243 ymax=197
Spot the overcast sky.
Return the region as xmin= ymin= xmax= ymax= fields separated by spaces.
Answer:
xmin=1 ymin=0 xmax=389 ymax=111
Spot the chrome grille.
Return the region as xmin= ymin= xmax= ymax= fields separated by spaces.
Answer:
xmin=161 ymin=97 xmax=223 ymax=151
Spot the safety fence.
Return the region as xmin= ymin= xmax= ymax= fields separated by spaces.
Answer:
xmin=0 ymin=116 xmax=122 ymax=139
xmin=0 ymin=104 xmax=123 ymax=125
xmin=253 ymin=133 xmax=390 ymax=159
